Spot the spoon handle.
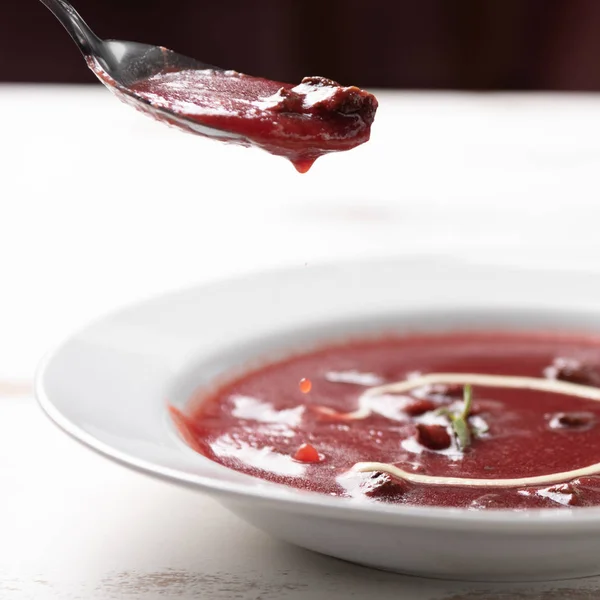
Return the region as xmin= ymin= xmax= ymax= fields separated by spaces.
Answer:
xmin=39 ymin=0 xmax=102 ymax=56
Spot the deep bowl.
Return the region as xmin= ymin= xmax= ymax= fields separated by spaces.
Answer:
xmin=36 ymin=256 xmax=600 ymax=581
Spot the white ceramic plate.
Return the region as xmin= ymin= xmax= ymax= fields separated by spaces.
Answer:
xmin=36 ymin=257 xmax=600 ymax=582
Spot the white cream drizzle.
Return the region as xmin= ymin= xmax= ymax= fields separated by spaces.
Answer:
xmin=343 ymin=372 xmax=600 ymax=488
xmin=325 ymin=372 xmax=600 ymax=421
xmin=352 ymin=461 xmax=600 ymax=488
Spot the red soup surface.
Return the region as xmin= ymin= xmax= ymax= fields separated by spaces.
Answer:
xmin=128 ymin=72 xmax=377 ymax=173
xmin=173 ymin=331 xmax=600 ymax=510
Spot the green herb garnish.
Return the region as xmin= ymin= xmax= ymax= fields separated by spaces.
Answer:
xmin=450 ymin=384 xmax=473 ymax=450
xmin=432 ymin=384 xmax=474 ymax=450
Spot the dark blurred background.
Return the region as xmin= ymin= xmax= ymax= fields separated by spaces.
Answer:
xmin=6 ymin=0 xmax=600 ymax=89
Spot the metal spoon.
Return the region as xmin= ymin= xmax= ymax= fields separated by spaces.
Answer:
xmin=40 ymin=0 xmax=378 ymax=170
xmin=39 ymin=0 xmax=236 ymax=140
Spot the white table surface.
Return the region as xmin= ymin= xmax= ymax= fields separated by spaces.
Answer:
xmin=4 ymin=85 xmax=600 ymax=599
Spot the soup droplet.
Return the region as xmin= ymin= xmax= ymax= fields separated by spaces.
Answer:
xmin=299 ymin=378 xmax=312 ymax=394
xmin=293 ymin=443 xmax=321 ymax=463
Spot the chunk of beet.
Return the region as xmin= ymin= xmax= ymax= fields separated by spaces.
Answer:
xmin=542 ymin=483 xmax=581 ymax=506
xmin=545 ymin=357 xmax=600 ymax=387
xmin=559 ymin=412 xmax=595 ymax=427
xmin=364 ymin=472 xmax=406 ymax=501
xmin=572 ymin=476 xmax=600 ymax=492
xmin=415 ymin=423 xmax=451 ymax=450
xmin=404 ymin=399 xmax=437 ymax=416
xmin=550 ymin=411 xmax=595 ymax=430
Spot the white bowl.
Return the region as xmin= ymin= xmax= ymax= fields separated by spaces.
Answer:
xmin=36 ymin=257 xmax=600 ymax=582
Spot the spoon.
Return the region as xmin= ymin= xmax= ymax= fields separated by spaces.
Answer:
xmin=39 ymin=0 xmax=378 ymax=172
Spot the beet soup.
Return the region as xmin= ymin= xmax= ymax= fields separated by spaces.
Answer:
xmin=172 ymin=331 xmax=600 ymax=510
